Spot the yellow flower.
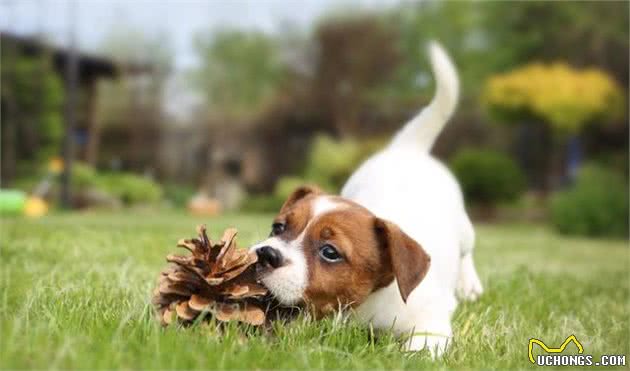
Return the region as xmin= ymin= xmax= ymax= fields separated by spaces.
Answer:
xmin=483 ymin=62 xmax=625 ymax=133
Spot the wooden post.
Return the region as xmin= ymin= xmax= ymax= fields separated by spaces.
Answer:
xmin=84 ymin=78 xmax=100 ymax=165
xmin=60 ymin=0 xmax=78 ymax=208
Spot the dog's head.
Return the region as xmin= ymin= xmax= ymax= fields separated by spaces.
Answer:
xmin=250 ymin=185 xmax=431 ymax=316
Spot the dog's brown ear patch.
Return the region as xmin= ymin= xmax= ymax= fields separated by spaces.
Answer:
xmin=374 ymin=218 xmax=431 ymax=303
xmin=280 ymin=185 xmax=324 ymax=212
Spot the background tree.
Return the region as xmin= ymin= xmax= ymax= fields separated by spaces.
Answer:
xmin=312 ymin=15 xmax=400 ymax=137
xmin=192 ymin=30 xmax=286 ymax=120
xmin=96 ymin=26 xmax=173 ymax=172
xmin=481 ymin=1 xmax=629 ymax=86
xmin=483 ymin=62 xmax=625 ymax=189
xmin=0 ymin=51 xmax=64 ymax=185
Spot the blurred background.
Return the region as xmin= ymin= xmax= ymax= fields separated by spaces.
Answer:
xmin=1 ymin=0 xmax=628 ymax=238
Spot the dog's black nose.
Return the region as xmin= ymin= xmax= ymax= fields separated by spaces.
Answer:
xmin=256 ymin=246 xmax=283 ymax=268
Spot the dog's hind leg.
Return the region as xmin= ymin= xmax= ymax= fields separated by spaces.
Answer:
xmin=455 ymin=215 xmax=483 ymax=301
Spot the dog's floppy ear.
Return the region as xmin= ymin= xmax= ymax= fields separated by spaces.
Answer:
xmin=280 ymin=184 xmax=324 ymax=212
xmin=374 ymin=218 xmax=431 ymax=303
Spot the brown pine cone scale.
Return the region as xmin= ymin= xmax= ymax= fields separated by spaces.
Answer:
xmin=152 ymin=225 xmax=269 ymax=326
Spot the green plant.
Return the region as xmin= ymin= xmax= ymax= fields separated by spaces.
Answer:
xmin=72 ymin=163 xmax=101 ymax=188
xmin=273 ymin=176 xmax=309 ymax=201
xmin=98 ymin=173 xmax=163 ymax=205
xmin=550 ymin=165 xmax=628 ymax=238
xmin=303 ymin=136 xmax=360 ymax=192
xmin=70 ymin=163 xmax=164 ymax=206
xmin=303 ymin=135 xmax=386 ymax=192
xmin=163 ymin=183 xmax=196 ymax=208
xmin=450 ymin=149 xmax=525 ymax=205
xmin=240 ymin=194 xmax=284 ymax=213
xmin=1 ymin=54 xmax=65 ymax=160
xmin=240 ymin=176 xmax=312 ymax=213
xmin=193 ymin=29 xmax=286 ymax=118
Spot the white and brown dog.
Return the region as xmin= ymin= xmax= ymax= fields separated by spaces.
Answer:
xmin=251 ymin=42 xmax=483 ymax=357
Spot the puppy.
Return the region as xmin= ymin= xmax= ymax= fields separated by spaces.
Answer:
xmin=251 ymin=42 xmax=483 ymax=357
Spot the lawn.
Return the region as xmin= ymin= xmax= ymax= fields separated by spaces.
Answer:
xmin=1 ymin=212 xmax=628 ymax=370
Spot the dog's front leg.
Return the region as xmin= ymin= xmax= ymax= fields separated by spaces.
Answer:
xmin=401 ymin=298 xmax=454 ymax=358
xmin=403 ymin=331 xmax=451 ymax=358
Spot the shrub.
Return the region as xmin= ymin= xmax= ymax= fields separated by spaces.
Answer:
xmin=450 ymin=149 xmax=526 ymax=205
xmin=240 ymin=176 xmax=309 ymax=213
xmin=303 ymin=135 xmax=361 ymax=192
xmin=303 ymin=135 xmax=385 ymax=192
xmin=240 ymin=135 xmax=385 ymax=213
xmin=550 ymin=165 xmax=628 ymax=238
xmin=72 ymin=163 xmax=164 ymax=206
xmin=72 ymin=163 xmax=100 ymax=188
xmin=240 ymin=194 xmax=284 ymax=213
xmin=483 ymin=62 xmax=625 ymax=133
xmin=163 ymin=183 xmax=196 ymax=208
xmin=274 ymin=176 xmax=309 ymax=201
xmin=98 ymin=173 xmax=163 ymax=205
xmin=11 ymin=162 xmax=163 ymax=207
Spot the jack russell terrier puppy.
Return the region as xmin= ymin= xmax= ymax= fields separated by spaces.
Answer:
xmin=251 ymin=42 xmax=483 ymax=357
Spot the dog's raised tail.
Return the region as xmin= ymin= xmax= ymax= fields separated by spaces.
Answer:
xmin=390 ymin=41 xmax=459 ymax=151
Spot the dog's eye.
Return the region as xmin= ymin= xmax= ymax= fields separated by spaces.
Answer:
xmin=270 ymin=222 xmax=286 ymax=237
xmin=319 ymin=244 xmax=342 ymax=263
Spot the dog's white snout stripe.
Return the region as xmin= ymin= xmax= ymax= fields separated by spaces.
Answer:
xmin=249 ymin=236 xmax=307 ymax=305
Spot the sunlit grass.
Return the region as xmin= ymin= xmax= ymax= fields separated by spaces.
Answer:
xmin=1 ymin=211 xmax=628 ymax=369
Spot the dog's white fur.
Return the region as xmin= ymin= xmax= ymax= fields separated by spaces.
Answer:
xmin=341 ymin=42 xmax=483 ymax=356
xmin=253 ymin=42 xmax=483 ymax=357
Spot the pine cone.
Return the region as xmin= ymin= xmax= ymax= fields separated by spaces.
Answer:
xmin=152 ymin=225 xmax=270 ymax=326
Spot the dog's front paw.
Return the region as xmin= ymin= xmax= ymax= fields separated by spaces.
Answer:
xmin=402 ymin=334 xmax=451 ymax=358
xmin=456 ymin=272 xmax=483 ymax=301
xmin=456 ymin=256 xmax=484 ymax=301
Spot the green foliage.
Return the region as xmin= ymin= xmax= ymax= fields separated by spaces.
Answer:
xmin=274 ymin=176 xmax=309 ymax=202
xmin=480 ymin=1 xmax=628 ymax=78
xmin=72 ymin=163 xmax=100 ymax=188
xmin=1 ymin=53 xmax=65 ymax=159
xmin=71 ymin=163 xmax=163 ymax=205
xmin=303 ymin=135 xmax=385 ymax=192
xmin=98 ymin=173 xmax=163 ymax=205
xmin=193 ymin=30 xmax=285 ymax=117
xmin=240 ymin=194 xmax=284 ymax=214
xmin=240 ymin=136 xmax=384 ymax=213
xmin=303 ymin=136 xmax=361 ymax=192
xmin=387 ymin=1 xmax=489 ymax=100
xmin=11 ymin=162 xmax=163 ymax=207
xmin=240 ymin=176 xmax=317 ymax=213
xmin=550 ymin=165 xmax=629 ymax=238
xmin=450 ymin=149 xmax=525 ymax=205
xmin=163 ymin=183 xmax=196 ymax=208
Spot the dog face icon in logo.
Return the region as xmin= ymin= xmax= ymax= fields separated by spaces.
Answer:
xmin=528 ymin=335 xmax=584 ymax=364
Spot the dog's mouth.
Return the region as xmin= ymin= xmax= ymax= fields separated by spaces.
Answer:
xmin=255 ymin=275 xmax=303 ymax=322
xmin=252 ymin=261 xmax=279 ymax=299
xmin=253 ymin=261 xmax=305 ymax=318
xmin=254 ymin=260 xmax=275 ymax=280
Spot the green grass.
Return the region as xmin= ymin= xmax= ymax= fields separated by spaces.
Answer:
xmin=1 ymin=212 xmax=628 ymax=370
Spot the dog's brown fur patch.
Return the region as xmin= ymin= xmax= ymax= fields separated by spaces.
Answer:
xmin=302 ymin=206 xmax=394 ymax=316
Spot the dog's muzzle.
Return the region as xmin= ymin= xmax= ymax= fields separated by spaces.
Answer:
xmin=256 ymin=246 xmax=284 ymax=269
